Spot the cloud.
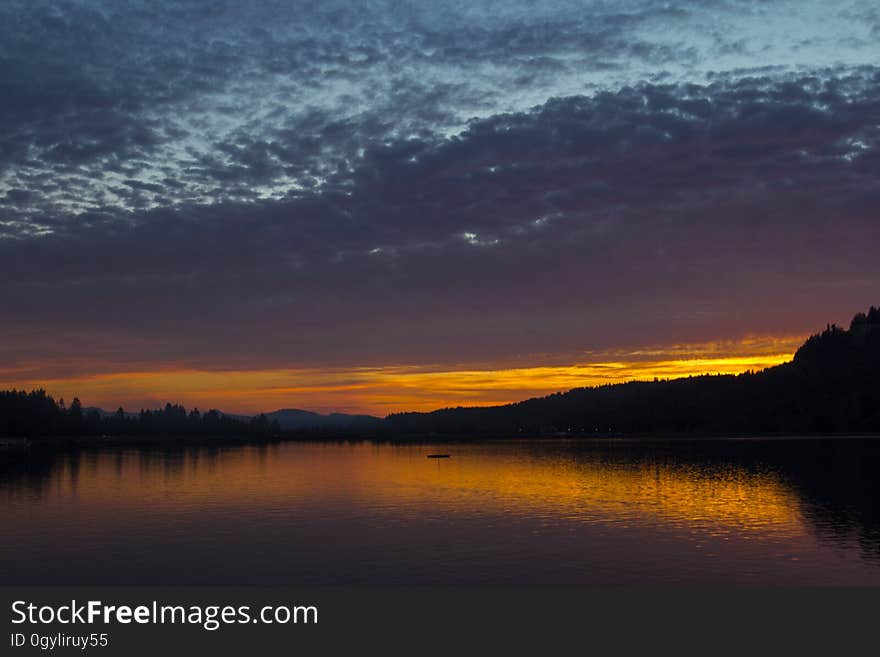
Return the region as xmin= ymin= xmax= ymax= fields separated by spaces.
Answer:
xmin=0 ymin=1 xmax=878 ymax=384
xmin=2 ymin=67 xmax=879 ymax=374
xmin=2 ymin=1 xmax=877 ymax=215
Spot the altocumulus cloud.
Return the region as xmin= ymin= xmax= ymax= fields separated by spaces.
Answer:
xmin=0 ymin=0 xmax=878 ymax=377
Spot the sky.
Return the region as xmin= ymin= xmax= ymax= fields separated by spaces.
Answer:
xmin=1 ymin=0 xmax=878 ymax=415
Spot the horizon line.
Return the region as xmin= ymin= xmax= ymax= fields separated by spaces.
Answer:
xmin=1 ymin=335 xmax=803 ymax=417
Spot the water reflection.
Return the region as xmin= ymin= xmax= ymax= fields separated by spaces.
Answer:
xmin=0 ymin=439 xmax=878 ymax=585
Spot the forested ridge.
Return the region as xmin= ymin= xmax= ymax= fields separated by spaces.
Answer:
xmin=386 ymin=307 xmax=880 ymax=436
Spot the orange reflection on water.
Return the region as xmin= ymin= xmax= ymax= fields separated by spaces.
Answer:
xmin=39 ymin=443 xmax=803 ymax=538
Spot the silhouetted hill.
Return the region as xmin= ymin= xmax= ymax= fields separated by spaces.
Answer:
xmin=85 ymin=407 xmax=139 ymax=419
xmin=386 ymin=306 xmax=880 ymax=436
xmin=265 ymin=409 xmax=381 ymax=431
xmin=61 ymin=406 xmax=379 ymax=433
xmin=0 ymin=396 xmax=379 ymax=440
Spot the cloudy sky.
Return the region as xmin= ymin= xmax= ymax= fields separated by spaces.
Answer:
xmin=1 ymin=0 xmax=878 ymax=414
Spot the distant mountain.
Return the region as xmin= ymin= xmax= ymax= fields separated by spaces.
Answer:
xmin=83 ymin=406 xmax=382 ymax=432
xmin=85 ymin=407 xmax=138 ymax=419
xmin=264 ymin=409 xmax=382 ymax=431
xmin=386 ymin=306 xmax=880 ymax=436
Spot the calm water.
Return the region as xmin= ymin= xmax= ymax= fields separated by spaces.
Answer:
xmin=1 ymin=439 xmax=879 ymax=585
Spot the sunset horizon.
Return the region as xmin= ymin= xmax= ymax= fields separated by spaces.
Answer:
xmin=3 ymin=2 xmax=878 ymax=420
xmin=3 ymin=333 xmax=805 ymax=415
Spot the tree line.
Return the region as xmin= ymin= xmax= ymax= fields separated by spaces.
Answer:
xmin=0 ymin=394 xmax=280 ymax=438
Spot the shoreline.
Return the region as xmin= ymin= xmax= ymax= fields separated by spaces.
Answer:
xmin=2 ymin=431 xmax=880 ymax=453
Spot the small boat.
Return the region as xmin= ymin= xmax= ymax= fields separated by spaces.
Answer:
xmin=0 ymin=437 xmax=30 ymax=449
xmin=426 ymin=453 xmax=451 ymax=458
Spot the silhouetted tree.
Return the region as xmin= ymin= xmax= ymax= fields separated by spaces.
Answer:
xmin=0 ymin=393 xmax=284 ymax=439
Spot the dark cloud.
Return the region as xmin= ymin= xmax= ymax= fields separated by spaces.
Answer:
xmin=2 ymin=68 xmax=879 ymax=371
xmin=1 ymin=1 xmax=878 ymax=376
xmin=3 ymin=0 xmax=873 ymax=215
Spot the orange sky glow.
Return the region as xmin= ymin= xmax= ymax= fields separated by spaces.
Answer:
xmin=0 ymin=335 xmax=804 ymax=416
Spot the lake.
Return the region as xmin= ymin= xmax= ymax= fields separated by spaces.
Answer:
xmin=1 ymin=438 xmax=879 ymax=585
